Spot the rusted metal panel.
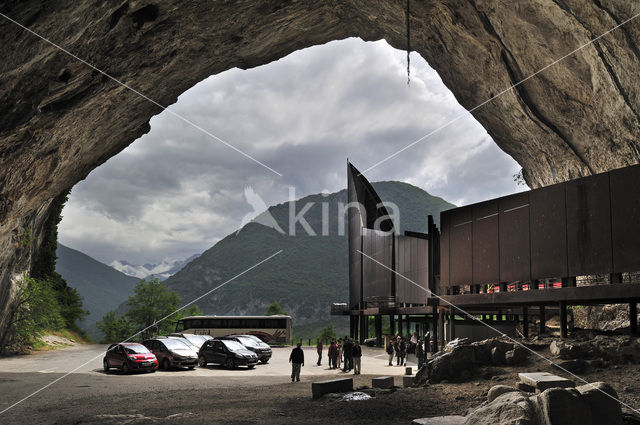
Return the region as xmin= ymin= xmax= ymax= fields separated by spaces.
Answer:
xmin=395 ymin=235 xmax=428 ymax=303
xmin=530 ymin=183 xmax=568 ymax=279
xmin=566 ymin=172 xmax=613 ymax=276
xmin=362 ymin=228 xmax=394 ymax=303
xmin=610 ymin=164 xmax=640 ymax=273
xmin=499 ymin=192 xmax=531 ymax=282
xmin=449 ymin=206 xmax=473 ymax=286
xmin=472 ymin=200 xmax=499 ymax=284
xmin=440 ymin=211 xmax=451 ymax=287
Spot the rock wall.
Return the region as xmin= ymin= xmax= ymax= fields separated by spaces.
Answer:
xmin=1 ymin=0 xmax=640 ymax=334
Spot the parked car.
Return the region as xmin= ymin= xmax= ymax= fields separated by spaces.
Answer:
xmin=222 ymin=335 xmax=272 ymax=364
xmin=198 ymin=339 xmax=258 ymax=369
xmin=167 ymin=333 xmax=210 ymax=350
xmin=143 ymin=337 xmax=198 ymax=370
xmin=103 ymin=343 xmax=158 ymax=374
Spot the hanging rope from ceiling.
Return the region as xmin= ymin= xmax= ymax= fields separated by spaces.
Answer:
xmin=406 ymin=0 xmax=411 ymax=85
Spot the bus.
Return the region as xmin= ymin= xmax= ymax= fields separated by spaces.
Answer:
xmin=174 ymin=315 xmax=292 ymax=345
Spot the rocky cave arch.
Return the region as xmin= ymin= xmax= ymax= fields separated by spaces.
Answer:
xmin=1 ymin=0 xmax=640 ymax=335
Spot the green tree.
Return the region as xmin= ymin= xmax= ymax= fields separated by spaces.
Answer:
xmin=97 ymin=310 xmax=136 ymax=343
xmin=317 ymin=324 xmax=336 ymax=344
xmin=31 ymin=189 xmax=88 ymax=331
xmin=124 ymin=278 xmax=202 ymax=339
xmin=265 ymin=301 xmax=288 ymax=316
xmin=97 ymin=278 xmax=202 ymax=343
xmin=0 ymin=277 xmax=65 ymax=353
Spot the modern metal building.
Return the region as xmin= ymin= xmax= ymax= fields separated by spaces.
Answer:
xmin=338 ymin=162 xmax=640 ymax=349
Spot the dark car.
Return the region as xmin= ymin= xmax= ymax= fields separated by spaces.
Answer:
xmin=103 ymin=343 xmax=158 ymax=374
xmin=143 ymin=337 xmax=198 ymax=370
xmin=167 ymin=333 xmax=210 ymax=350
xmin=198 ymin=339 xmax=258 ymax=369
xmin=222 ymin=335 xmax=272 ymax=364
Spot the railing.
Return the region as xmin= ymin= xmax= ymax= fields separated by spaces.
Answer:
xmin=330 ymin=303 xmax=349 ymax=315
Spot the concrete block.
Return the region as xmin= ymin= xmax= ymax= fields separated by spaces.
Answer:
xmin=372 ymin=376 xmax=395 ymax=389
xmin=311 ymin=378 xmax=353 ymax=399
xmin=518 ymin=372 xmax=575 ymax=391
xmin=405 ymin=367 xmax=413 ymax=375
xmin=403 ymin=375 xmax=415 ymax=387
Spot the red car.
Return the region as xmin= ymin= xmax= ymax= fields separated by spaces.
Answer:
xmin=103 ymin=343 xmax=158 ymax=374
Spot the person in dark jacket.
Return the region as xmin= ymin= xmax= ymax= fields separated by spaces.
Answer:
xmin=328 ymin=340 xmax=338 ymax=369
xmin=386 ymin=339 xmax=395 ymax=366
xmin=316 ymin=340 xmax=323 ymax=366
xmin=395 ymin=336 xmax=406 ymax=366
xmin=352 ymin=340 xmax=362 ymax=374
xmin=416 ymin=339 xmax=425 ymax=370
xmin=289 ymin=342 xmax=304 ymax=382
xmin=342 ymin=337 xmax=354 ymax=372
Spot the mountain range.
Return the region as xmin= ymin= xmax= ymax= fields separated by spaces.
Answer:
xmin=161 ymin=181 xmax=455 ymax=339
xmin=57 ymin=181 xmax=455 ymax=341
xmin=56 ymin=244 xmax=141 ymax=339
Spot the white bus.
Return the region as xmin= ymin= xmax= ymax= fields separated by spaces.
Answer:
xmin=174 ymin=315 xmax=292 ymax=345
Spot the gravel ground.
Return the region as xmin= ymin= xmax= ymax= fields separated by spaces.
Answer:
xmin=1 ymin=344 xmax=640 ymax=424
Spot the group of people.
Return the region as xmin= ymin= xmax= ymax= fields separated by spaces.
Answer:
xmin=290 ymin=331 xmax=431 ymax=382
xmin=289 ymin=337 xmax=363 ymax=382
xmin=316 ymin=337 xmax=362 ymax=374
xmin=386 ymin=332 xmax=429 ymax=369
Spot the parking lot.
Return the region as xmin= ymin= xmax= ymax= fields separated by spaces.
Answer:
xmin=0 ymin=343 xmax=416 ymax=377
xmin=0 ymin=343 xmax=416 ymax=424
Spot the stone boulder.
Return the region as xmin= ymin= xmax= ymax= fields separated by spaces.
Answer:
xmin=576 ymin=382 xmax=623 ymax=425
xmin=416 ymin=337 xmax=530 ymax=384
xmin=464 ymin=390 xmax=537 ymax=425
xmin=487 ymin=385 xmax=520 ymax=403
xmin=532 ymin=387 xmax=592 ymax=425
xmin=550 ymin=336 xmax=640 ymax=364
xmin=454 ymin=382 xmax=623 ymax=425
xmin=549 ymin=340 xmax=586 ymax=360
xmin=505 ymin=346 xmax=529 ymax=366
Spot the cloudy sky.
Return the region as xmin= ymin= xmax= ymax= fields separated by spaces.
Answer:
xmin=58 ymin=38 xmax=526 ymax=266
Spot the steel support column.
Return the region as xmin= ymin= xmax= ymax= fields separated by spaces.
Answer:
xmin=522 ymin=306 xmax=529 ymax=338
xmin=375 ymin=315 xmax=383 ymax=347
xmin=559 ymin=301 xmax=568 ymax=339
xmin=438 ymin=309 xmax=445 ymax=347
xmin=359 ymin=314 xmax=368 ymax=344
xmin=448 ymin=308 xmax=456 ymax=342
xmin=431 ymin=312 xmax=438 ymax=353
xmin=350 ymin=315 xmax=356 ymax=339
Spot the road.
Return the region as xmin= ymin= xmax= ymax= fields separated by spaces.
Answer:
xmin=0 ymin=344 xmax=416 ymax=424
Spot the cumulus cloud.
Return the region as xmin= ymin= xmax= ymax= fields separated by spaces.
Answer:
xmin=59 ymin=38 xmax=525 ymax=264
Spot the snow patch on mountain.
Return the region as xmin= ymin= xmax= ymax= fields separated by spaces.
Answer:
xmin=110 ymin=254 xmax=199 ymax=281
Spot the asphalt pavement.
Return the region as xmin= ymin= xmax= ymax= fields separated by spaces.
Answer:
xmin=0 ymin=344 xmax=415 ymax=424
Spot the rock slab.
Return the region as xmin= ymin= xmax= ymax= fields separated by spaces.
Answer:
xmin=518 ymin=372 xmax=575 ymax=391
xmin=372 ymin=376 xmax=395 ymax=389
xmin=311 ymin=378 xmax=353 ymax=399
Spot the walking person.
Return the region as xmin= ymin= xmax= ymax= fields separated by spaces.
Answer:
xmin=337 ymin=338 xmax=343 ymax=369
xmin=316 ymin=339 xmax=323 ymax=366
xmin=386 ymin=338 xmax=395 ymax=366
xmin=416 ymin=339 xmax=425 ymax=370
xmin=289 ymin=342 xmax=304 ymax=382
xmin=352 ymin=340 xmax=362 ymax=375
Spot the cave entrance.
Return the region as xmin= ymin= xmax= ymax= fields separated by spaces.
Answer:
xmin=55 ymin=38 xmax=522 ymax=341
